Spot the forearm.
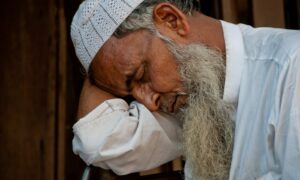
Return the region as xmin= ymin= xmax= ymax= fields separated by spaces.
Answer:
xmin=73 ymin=99 xmax=182 ymax=175
xmin=74 ymin=78 xmax=182 ymax=174
xmin=77 ymin=78 xmax=115 ymax=119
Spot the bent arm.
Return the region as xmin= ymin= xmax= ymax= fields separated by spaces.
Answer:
xmin=73 ymin=79 xmax=182 ymax=175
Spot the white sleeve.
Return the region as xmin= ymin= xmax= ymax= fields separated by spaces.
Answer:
xmin=72 ymin=98 xmax=182 ymax=175
xmin=272 ymin=56 xmax=300 ymax=180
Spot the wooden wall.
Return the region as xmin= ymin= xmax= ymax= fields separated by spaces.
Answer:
xmin=0 ymin=0 xmax=84 ymax=179
xmin=0 ymin=0 xmax=298 ymax=180
xmin=0 ymin=0 xmax=57 ymax=179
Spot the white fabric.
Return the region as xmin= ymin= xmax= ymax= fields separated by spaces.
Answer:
xmin=224 ymin=22 xmax=300 ymax=180
xmin=73 ymin=99 xmax=182 ymax=175
xmin=72 ymin=21 xmax=300 ymax=179
xmin=71 ymin=0 xmax=144 ymax=71
xmin=222 ymin=21 xmax=246 ymax=105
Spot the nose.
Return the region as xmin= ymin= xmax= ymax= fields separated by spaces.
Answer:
xmin=132 ymin=83 xmax=161 ymax=111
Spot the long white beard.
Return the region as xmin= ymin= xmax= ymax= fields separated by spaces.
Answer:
xmin=168 ymin=42 xmax=235 ymax=179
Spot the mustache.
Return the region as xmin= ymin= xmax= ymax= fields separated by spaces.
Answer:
xmin=159 ymin=92 xmax=188 ymax=113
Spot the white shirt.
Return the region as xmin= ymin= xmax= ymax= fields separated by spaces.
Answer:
xmin=73 ymin=21 xmax=300 ymax=179
xmin=223 ymin=22 xmax=300 ymax=180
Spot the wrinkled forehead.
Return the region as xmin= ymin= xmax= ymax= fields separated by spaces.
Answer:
xmin=89 ymin=30 xmax=153 ymax=96
xmin=95 ymin=30 xmax=153 ymax=68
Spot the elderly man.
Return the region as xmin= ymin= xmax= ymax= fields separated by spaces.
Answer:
xmin=71 ymin=0 xmax=300 ymax=179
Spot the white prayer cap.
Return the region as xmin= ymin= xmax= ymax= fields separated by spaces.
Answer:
xmin=71 ymin=0 xmax=145 ymax=71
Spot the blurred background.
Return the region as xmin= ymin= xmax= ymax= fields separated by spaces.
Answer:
xmin=0 ymin=0 xmax=299 ymax=179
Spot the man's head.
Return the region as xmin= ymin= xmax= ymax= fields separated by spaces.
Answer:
xmin=71 ymin=0 xmax=199 ymax=71
xmin=71 ymin=0 xmax=203 ymax=111
xmin=71 ymin=0 xmax=234 ymax=178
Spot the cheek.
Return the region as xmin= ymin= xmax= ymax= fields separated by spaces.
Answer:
xmin=149 ymin=73 xmax=182 ymax=93
xmin=149 ymin=63 xmax=182 ymax=89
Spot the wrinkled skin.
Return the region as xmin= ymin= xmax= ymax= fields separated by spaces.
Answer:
xmin=90 ymin=30 xmax=187 ymax=112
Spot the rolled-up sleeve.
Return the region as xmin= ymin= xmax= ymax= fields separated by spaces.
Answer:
xmin=72 ymin=99 xmax=182 ymax=175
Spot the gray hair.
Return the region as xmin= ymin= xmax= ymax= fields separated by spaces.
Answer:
xmin=114 ymin=0 xmax=200 ymax=37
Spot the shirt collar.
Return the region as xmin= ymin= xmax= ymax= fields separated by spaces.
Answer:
xmin=221 ymin=21 xmax=246 ymax=105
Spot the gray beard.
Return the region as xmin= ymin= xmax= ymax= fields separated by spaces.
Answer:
xmin=168 ymin=42 xmax=235 ymax=179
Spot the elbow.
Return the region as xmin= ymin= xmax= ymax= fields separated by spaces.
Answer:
xmin=72 ymin=133 xmax=100 ymax=165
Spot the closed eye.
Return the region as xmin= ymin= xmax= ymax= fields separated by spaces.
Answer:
xmin=125 ymin=74 xmax=134 ymax=90
xmin=125 ymin=64 xmax=147 ymax=90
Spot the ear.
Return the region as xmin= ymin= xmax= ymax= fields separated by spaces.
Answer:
xmin=153 ymin=3 xmax=190 ymax=37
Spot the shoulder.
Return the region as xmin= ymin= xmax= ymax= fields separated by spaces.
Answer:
xmin=238 ymin=24 xmax=300 ymax=65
